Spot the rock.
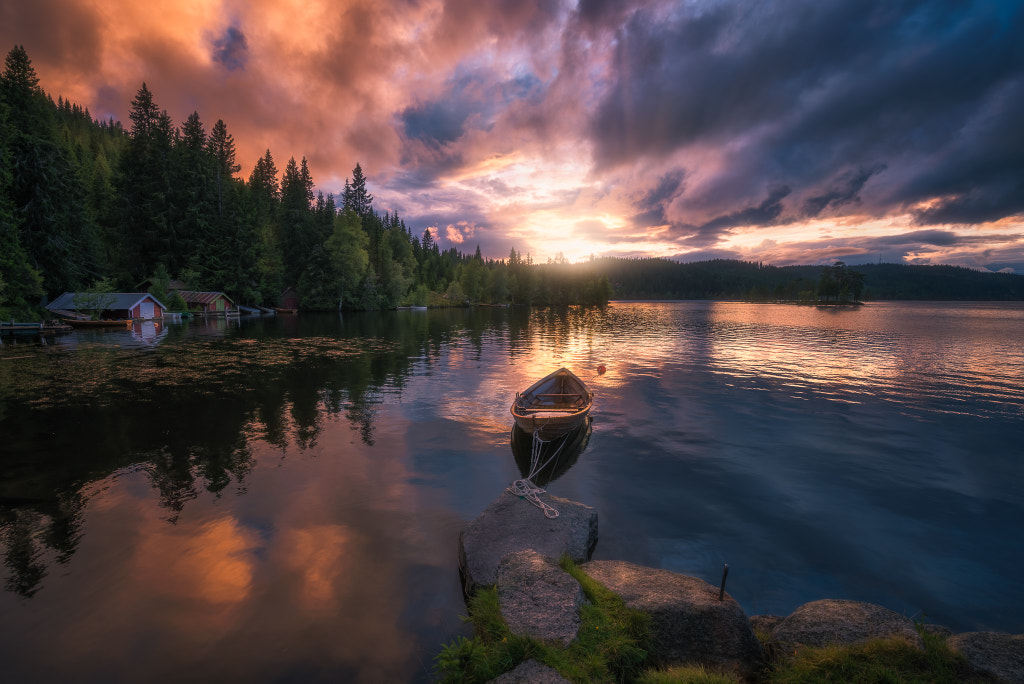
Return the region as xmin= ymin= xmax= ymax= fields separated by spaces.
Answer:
xmin=922 ymin=623 xmax=954 ymax=640
xmin=459 ymin=492 xmax=597 ymax=595
xmin=488 ymin=659 xmax=571 ymax=683
xmin=749 ymin=614 xmax=785 ymax=635
xmin=947 ymin=632 xmax=1024 ymax=684
xmin=581 ymin=559 xmax=762 ymax=678
xmin=498 ymin=550 xmax=586 ymax=646
xmin=772 ymin=599 xmax=923 ymax=651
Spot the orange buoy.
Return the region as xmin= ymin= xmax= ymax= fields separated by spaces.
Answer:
xmin=597 ymin=365 xmax=606 ymax=375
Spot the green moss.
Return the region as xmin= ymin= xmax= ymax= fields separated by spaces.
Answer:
xmin=434 ymin=556 xmax=651 ymax=683
xmin=434 ymin=589 xmax=538 ymax=683
xmin=436 ymin=565 xmax=987 ymax=684
xmin=762 ymin=625 xmax=988 ymax=684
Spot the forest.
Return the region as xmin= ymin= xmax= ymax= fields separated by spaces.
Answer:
xmin=598 ymin=258 xmax=1024 ymax=302
xmin=0 ymin=45 xmax=611 ymax=319
xmin=3 ymin=45 xmax=1021 ymax=321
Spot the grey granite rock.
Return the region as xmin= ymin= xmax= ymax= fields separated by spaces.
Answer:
xmin=947 ymin=631 xmax=1024 ymax=684
xmin=488 ymin=659 xmax=571 ymax=683
xmin=459 ymin=492 xmax=597 ymax=595
xmin=498 ymin=550 xmax=585 ymax=646
xmin=581 ymin=559 xmax=762 ymax=678
xmin=772 ymin=599 xmax=923 ymax=651
xmin=749 ymin=614 xmax=785 ymax=635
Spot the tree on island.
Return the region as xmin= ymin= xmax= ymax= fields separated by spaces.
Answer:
xmin=818 ymin=261 xmax=865 ymax=303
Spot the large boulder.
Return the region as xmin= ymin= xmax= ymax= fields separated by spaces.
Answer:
xmin=772 ymin=599 xmax=923 ymax=651
xmin=497 ymin=550 xmax=586 ymax=646
xmin=947 ymin=632 xmax=1024 ymax=684
xmin=581 ymin=560 xmax=762 ymax=678
xmin=459 ymin=492 xmax=598 ymax=595
xmin=488 ymin=659 xmax=570 ymax=683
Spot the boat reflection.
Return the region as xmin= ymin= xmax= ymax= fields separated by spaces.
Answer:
xmin=510 ymin=416 xmax=592 ymax=487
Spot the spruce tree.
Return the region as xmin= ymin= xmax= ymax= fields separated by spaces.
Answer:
xmin=0 ymin=93 xmax=45 ymax=316
xmin=117 ymin=82 xmax=176 ymax=284
xmin=279 ymin=156 xmax=317 ymax=287
xmin=347 ymin=162 xmax=373 ymax=215
xmin=1 ymin=45 xmax=98 ymax=296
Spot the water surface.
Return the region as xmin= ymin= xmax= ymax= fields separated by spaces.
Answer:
xmin=1 ymin=302 xmax=1022 ymax=682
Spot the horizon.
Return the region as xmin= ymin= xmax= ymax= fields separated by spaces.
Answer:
xmin=4 ymin=0 xmax=1023 ymax=272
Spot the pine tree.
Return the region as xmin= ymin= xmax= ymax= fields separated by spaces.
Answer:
xmin=1 ymin=45 xmax=98 ymax=296
xmin=0 ymin=45 xmax=47 ymax=131
xmin=207 ymin=119 xmax=240 ymax=179
xmin=206 ymin=118 xmax=241 ymax=221
xmin=248 ymin=149 xmax=280 ymax=217
xmin=346 ymin=162 xmax=373 ymax=215
xmin=0 ymin=92 xmax=45 ymax=316
xmin=117 ymin=82 xmax=176 ymax=284
xmin=174 ymin=111 xmax=217 ymax=279
xmin=279 ymin=156 xmax=318 ymax=286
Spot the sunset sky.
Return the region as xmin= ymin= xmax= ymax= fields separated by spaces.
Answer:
xmin=3 ymin=0 xmax=1023 ymax=269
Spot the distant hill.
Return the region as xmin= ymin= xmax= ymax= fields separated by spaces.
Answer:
xmin=591 ymin=258 xmax=1024 ymax=301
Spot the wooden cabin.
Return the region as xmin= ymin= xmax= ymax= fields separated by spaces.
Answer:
xmin=278 ymin=287 xmax=300 ymax=312
xmin=173 ymin=291 xmax=236 ymax=315
xmin=47 ymin=292 xmax=168 ymax=320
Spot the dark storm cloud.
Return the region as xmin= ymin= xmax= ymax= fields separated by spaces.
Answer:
xmin=630 ymin=168 xmax=685 ymax=228
xmin=802 ymin=165 xmax=887 ymax=218
xmin=401 ymin=69 xmax=542 ymax=146
xmin=586 ymin=0 xmax=1024 ymax=229
xmin=212 ymin=26 xmax=248 ymax=72
xmin=402 ymin=98 xmax=469 ymax=146
xmin=674 ymin=186 xmax=792 ymax=248
xmin=875 ymin=230 xmax=963 ymax=247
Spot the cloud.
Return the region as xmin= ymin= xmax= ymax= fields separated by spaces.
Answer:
xmin=2 ymin=0 xmax=1023 ymax=267
xmin=584 ymin=0 xmax=1024 ymax=228
xmin=211 ymin=25 xmax=248 ymax=72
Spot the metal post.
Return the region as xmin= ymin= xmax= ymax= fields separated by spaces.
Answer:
xmin=718 ymin=564 xmax=729 ymax=601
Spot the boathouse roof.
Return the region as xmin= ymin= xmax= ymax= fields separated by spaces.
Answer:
xmin=173 ymin=291 xmax=235 ymax=306
xmin=47 ymin=292 xmax=168 ymax=312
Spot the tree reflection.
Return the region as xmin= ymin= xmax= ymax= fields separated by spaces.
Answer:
xmin=0 ymin=306 xmax=544 ymax=596
xmin=0 ymin=492 xmax=85 ymax=598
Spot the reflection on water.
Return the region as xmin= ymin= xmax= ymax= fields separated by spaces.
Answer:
xmin=1 ymin=302 xmax=1023 ymax=682
xmin=511 ymin=418 xmax=592 ymax=487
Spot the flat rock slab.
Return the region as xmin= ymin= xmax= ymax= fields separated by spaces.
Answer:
xmin=772 ymin=599 xmax=923 ymax=651
xmin=581 ymin=559 xmax=762 ymax=677
xmin=498 ymin=550 xmax=585 ymax=646
xmin=947 ymin=632 xmax=1024 ymax=684
xmin=488 ymin=659 xmax=570 ymax=683
xmin=459 ymin=492 xmax=597 ymax=595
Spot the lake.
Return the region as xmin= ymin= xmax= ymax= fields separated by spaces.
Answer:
xmin=1 ymin=301 xmax=1022 ymax=682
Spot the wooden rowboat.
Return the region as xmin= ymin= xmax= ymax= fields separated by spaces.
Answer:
xmin=62 ymin=318 xmax=132 ymax=328
xmin=510 ymin=367 xmax=593 ymax=439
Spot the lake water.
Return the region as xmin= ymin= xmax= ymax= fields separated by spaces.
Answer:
xmin=1 ymin=301 xmax=1022 ymax=682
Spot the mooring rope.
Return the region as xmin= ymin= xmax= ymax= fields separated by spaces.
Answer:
xmin=506 ymin=428 xmax=568 ymax=518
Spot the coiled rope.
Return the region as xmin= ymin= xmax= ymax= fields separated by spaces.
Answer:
xmin=506 ymin=427 xmax=568 ymax=518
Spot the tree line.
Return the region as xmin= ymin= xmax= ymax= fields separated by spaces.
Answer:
xmin=598 ymin=257 xmax=1023 ymax=302
xmin=5 ymin=45 xmax=1019 ymax=320
xmin=0 ymin=45 xmax=611 ymax=319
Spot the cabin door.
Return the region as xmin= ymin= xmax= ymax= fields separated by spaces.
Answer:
xmin=140 ymin=301 xmax=155 ymax=319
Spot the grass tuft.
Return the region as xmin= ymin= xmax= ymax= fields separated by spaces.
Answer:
xmin=636 ymin=664 xmax=741 ymax=683
xmin=761 ymin=621 xmax=989 ymax=684
xmin=435 ymin=555 xmax=652 ymax=683
xmin=436 ymin=564 xmax=988 ymax=684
